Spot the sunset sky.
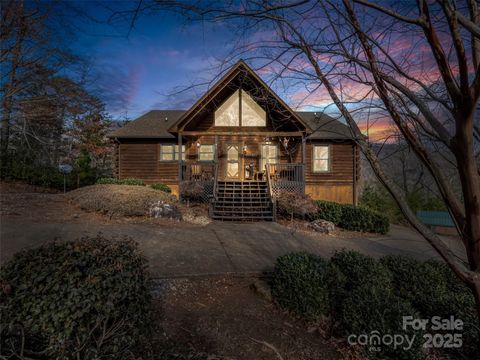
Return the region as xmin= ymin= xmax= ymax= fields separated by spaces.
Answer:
xmin=71 ymin=1 xmax=396 ymax=138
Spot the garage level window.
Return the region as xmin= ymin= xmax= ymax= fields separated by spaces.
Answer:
xmin=160 ymin=145 xmax=186 ymax=161
xmin=312 ymin=145 xmax=330 ymax=172
xmin=198 ymin=144 xmax=215 ymax=161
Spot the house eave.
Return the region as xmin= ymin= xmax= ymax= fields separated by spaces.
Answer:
xmin=169 ymin=60 xmax=313 ymax=133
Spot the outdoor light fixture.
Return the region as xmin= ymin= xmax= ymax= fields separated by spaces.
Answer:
xmin=196 ymin=141 xmax=201 ymax=147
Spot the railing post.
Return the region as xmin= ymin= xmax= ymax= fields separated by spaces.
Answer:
xmin=213 ymin=135 xmax=219 ymax=199
xmin=301 ymin=136 xmax=306 ymax=193
xmin=178 ymin=134 xmax=183 ymax=201
xmin=178 ymin=134 xmax=183 ymax=182
xmin=214 ymin=135 xmax=219 ymax=167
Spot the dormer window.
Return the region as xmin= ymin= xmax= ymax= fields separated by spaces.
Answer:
xmin=214 ymin=89 xmax=266 ymax=127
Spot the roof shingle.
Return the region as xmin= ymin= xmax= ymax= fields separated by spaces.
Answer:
xmin=108 ymin=110 xmax=358 ymax=140
xmin=296 ymin=112 xmax=360 ymax=140
xmin=108 ymin=110 xmax=184 ymax=139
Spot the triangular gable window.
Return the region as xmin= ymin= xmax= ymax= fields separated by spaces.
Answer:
xmin=214 ymin=90 xmax=266 ymax=127
xmin=215 ymin=90 xmax=240 ymax=126
xmin=242 ymin=90 xmax=266 ymax=126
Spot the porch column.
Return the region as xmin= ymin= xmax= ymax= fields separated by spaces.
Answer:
xmin=178 ymin=133 xmax=183 ymax=183
xmin=214 ymin=135 xmax=219 ymax=164
xmin=301 ymin=136 xmax=306 ymax=193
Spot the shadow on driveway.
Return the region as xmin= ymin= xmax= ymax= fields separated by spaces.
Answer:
xmin=0 ymin=220 xmax=464 ymax=277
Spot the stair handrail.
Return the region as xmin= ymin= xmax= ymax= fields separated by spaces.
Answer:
xmin=265 ymin=164 xmax=276 ymax=220
xmin=212 ymin=160 xmax=219 ymax=199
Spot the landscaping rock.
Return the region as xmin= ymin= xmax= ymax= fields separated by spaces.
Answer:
xmin=183 ymin=213 xmax=211 ymax=226
xmin=149 ymin=201 xmax=182 ymax=220
xmin=308 ymin=219 xmax=335 ymax=234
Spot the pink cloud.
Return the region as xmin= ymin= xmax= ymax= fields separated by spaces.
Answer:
xmin=165 ymin=49 xmax=181 ymax=58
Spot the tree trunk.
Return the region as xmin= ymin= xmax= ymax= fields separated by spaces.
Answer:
xmin=452 ymin=109 xmax=480 ymax=319
xmin=1 ymin=0 xmax=25 ymax=168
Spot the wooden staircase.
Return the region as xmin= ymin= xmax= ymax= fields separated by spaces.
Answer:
xmin=210 ymin=180 xmax=274 ymax=221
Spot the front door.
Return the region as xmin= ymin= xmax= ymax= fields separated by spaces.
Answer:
xmin=225 ymin=143 xmax=240 ymax=179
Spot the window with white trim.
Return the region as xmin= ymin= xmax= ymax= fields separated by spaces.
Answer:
xmin=159 ymin=145 xmax=186 ymax=161
xmin=198 ymin=144 xmax=215 ymax=161
xmin=312 ymin=145 xmax=330 ymax=172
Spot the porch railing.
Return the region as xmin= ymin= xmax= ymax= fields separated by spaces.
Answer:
xmin=179 ymin=161 xmax=304 ymax=202
xmin=266 ymin=163 xmax=305 ymax=196
xmin=181 ymin=161 xmax=215 ymax=181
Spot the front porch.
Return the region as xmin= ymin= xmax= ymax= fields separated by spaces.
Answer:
xmin=177 ymin=132 xmax=306 ymax=202
xmin=179 ymin=158 xmax=304 ymax=220
xmin=179 ymin=161 xmax=305 ymax=200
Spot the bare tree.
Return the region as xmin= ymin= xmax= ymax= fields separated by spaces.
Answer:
xmin=134 ymin=0 xmax=480 ymax=316
xmin=1 ymin=0 xmax=108 ymax=181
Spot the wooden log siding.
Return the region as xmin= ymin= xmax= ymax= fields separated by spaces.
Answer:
xmin=117 ymin=138 xmax=355 ymax=184
xmin=289 ymin=141 xmax=356 ymax=184
xmin=118 ymin=140 xmax=178 ymax=183
xmin=113 ymin=141 xmax=120 ymax=178
xmin=117 ymin=137 xmax=359 ymax=204
xmin=298 ymin=140 xmax=359 ymax=204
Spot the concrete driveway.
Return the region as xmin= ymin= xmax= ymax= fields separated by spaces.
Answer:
xmin=0 ymin=220 xmax=464 ymax=277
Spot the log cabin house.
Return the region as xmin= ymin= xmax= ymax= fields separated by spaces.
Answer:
xmin=108 ymin=60 xmax=360 ymax=220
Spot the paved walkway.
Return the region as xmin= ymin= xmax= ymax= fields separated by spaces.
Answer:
xmin=0 ymin=220 xmax=464 ymax=277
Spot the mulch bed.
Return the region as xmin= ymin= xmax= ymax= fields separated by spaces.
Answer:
xmin=148 ymin=276 xmax=363 ymax=360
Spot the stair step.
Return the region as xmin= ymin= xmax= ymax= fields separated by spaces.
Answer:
xmin=218 ymin=187 xmax=267 ymax=190
xmin=217 ymin=181 xmax=266 ymax=184
xmin=214 ymin=201 xmax=271 ymax=205
xmin=213 ymin=205 xmax=272 ymax=212
xmin=213 ymin=210 xmax=273 ymax=215
xmin=214 ymin=201 xmax=271 ymax=206
xmin=216 ymin=194 xmax=269 ymax=197
xmin=212 ymin=180 xmax=274 ymax=222
xmin=216 ymin=195 xmax=269 ymax=199
xmin=212 ymin=217 xmax=273 ymax=221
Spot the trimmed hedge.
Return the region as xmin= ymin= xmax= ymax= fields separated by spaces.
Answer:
xmin=150 ymin=183 xmax=172 ymax=193
xmin=381 ymin=255 xmax=479 ymax=357
xmin=271 ymin=251 xmax=478 ymax=359
xmin=314 ymin=200 xmax=390 ymax=234
xmin=96 ymin=177 xmax=145 ymax=186
xmin=0 ymin=235 xmax=151 ymax=359
xmin=329 ymin=251 xmax=424 ymax=359
xmin=329 ymin=250 xmax=393 ymax=294
xmin=271 ymin=252 xmax=330 ymax=319
xmin=340 ymin=289 xmax=425 ymax=360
